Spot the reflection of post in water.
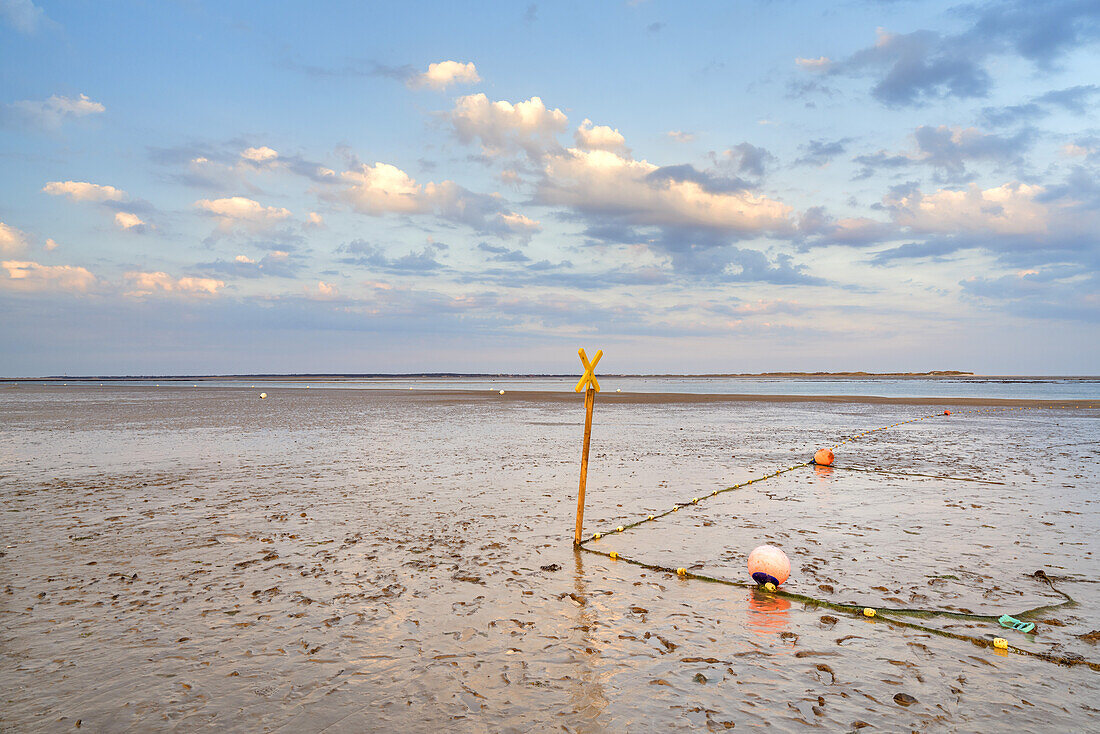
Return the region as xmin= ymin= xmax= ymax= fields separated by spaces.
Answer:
xmin=746 ymin=587 xmax=792 ymax=637
xmin=566 ymin=547 xmax=608 ymax=724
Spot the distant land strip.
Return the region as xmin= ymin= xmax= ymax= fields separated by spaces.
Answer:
xmin=5 ymin=370 xmax=1100 ymax=381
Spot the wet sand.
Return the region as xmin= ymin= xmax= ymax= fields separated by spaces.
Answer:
xmin=1 ymin=386 xmax=1098 ymax=731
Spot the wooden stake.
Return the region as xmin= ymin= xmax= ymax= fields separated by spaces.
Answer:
xmin=575 ymin=385 xmax=595 ymax=545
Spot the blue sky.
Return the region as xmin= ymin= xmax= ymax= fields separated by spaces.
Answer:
xmin=1 ymin=0 xmax=1098 ymax=376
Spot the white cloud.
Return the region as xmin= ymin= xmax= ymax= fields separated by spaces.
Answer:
xmin=537 ymin=147 xmax=793 ymax=233
xmin=8 ymin=93 xmax=104 ymax=129
xmin=449 ymin=94 xmax=568 ymax=156
xmin=195 ymin=196 xmax=291 ymax=232
xmin=44 ymin=238 xmax=58 ymax=251
xmin=42 ymin=180 xmax=126 ymax=202
xmin=333 ymin=161 xmax=530 ymax=237
xmin=667 ymin=130 xmax=696 ymax=143
xmin=241 ymin=146 xmax=279 ymax=164
xmin=2 ymin=260 xmax=96 ymax=292
xmin=413 ymin=60 xmax=481 ymax=90
xmin=268 ymin=250 xmax=289 ymax=261
xmin=337 ymin=163 xmax=428 ymax=215
xmin=574 ymin=119 xmax=627 ymax=153
xmin=887 ymin=182 xmax=1049 ymax=236
xmin=0 ymin=222 xmax=29 ymax=255
xmin=235 ymin=254 xmax=257 ymax=264
xmin=305 ymin=211 xmax=324 ymax=228
xmin=124 ymin=271 xmax=224 ymax=298
xmin=114 ymin=212 xmax=146 ymax=231
xmin=0 ymin=0 xmax=46 ymax=33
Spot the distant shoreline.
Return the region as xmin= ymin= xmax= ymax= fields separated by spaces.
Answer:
xmin=4 ymin=371 xmax=1100 ymax=381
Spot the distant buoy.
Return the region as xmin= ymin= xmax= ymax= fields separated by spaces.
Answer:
xmin=813 ymin=448 xmax=834 ymax=466
xmin=616 ymin=388 xmax=621 ymax=392
xmin=260 ymin=393 xmax=267 ymax=399
xmin=499 ymin=389 xmax=505 ymax=395
xmin=748 ymin=544 xmax=790 ymax=587
xmin=944 ymin=410 xmax=951 ymax=415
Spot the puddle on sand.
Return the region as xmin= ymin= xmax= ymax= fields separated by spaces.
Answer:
xmin=1 ymin=386 xmax=1098 ymax=731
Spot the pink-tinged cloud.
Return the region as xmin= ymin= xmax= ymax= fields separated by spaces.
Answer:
xmin=0 ymin=222 xmax=30 ymax=255
xmin=538 ymin=147 xmax=793 ymax=234
xmin=124 ymin=271 xmax=224 ymax=298
xmin=412 ymin=60 xmax=481 ymax=90
xmin=888 ymin=182 xmax=1049 ymax=236
xmin=114 ymin=212 xmax=146 ymax=231
xmin=42 ymin=180 xmax=126 ymax=202
xmin=449 ymin=94 xmax=568 ymax=156
xmin=194 ymin=196 xmax=291 ymax=234
xmin=2 ymin=260 xmax=97 ymax=292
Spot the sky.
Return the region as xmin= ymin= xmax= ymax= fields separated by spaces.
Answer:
xmin=1 ymin=0 xmax=1098 ymax=376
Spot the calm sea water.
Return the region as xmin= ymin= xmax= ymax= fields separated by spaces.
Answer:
xmin=13 ymin=375 xmax=1100 ymax=400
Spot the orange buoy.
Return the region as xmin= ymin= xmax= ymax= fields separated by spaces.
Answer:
xmin=813 ymin=448 xmax=834 ymax=466
xmin=748 ymin=544 xmax=790 ymax=586
xmin=944 ymin=410 xmax=951 ymax=415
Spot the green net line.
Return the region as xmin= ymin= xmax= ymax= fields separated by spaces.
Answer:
xmin=576 ymin=404 xmax=1100 ymax=671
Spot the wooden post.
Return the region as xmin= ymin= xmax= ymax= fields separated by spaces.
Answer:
xmin=575 ymin=385 xmax=595 ymax=544
xmin=573 ymin=347 xmax=602 ymax=545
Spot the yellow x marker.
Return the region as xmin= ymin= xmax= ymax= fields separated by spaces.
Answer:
xmin=575 ymin=348 xmax=603 ymax=392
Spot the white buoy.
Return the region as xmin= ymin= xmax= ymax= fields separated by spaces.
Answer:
xmin=260 ymin=392 xmax=267 ymax=399
xmin=616 ymin=388 xmax=622 ymax=392
xmin=499 ymin=389 xmax=505 ymax=395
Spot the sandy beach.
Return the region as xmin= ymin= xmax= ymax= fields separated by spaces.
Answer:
xmin=2 ymin=384 xmax=1098 ymax=731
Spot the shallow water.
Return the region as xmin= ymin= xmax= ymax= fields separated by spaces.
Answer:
xmin=1 ymin=386 xmax=1098 ymax=732
xmin=9 ymin=374 xmax=1100 ymax=400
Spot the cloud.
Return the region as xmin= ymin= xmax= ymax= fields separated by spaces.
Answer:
xmin=960 ymin=267 xmax=1099 ymax=323
xmin=309 ymin=280 xmax=340 ymax=300
xmin=331 ymin=161 xmax=535 ymax=238
xmin=4 ymin=93 xmax=105 ymax=129
xmin=0 ymin=222 xmax=29 ymax=256
xmin=795 ymin=56 xmax=832 ymax=70
xmin=981 ymin=85 xmax=1100 ymax=126
xmin=794 ymin=138 xmax=852 ymax=167
xmin=195 ymin=196 xmax=292 ymax=232
xmin=712 ymin=142 xmax=774 ymax=179
xmin=449 ymin=94 xmax=568 ymax=156
xmin=801 ymin=4 xmax=1100 ymax=108
xmin=304 ymin=211 xmax=324 ymax=228
xmin=333 ymin=162 xmax=427 ymax=215
xmin=478 ymin=242 xmax=530 ymax=263
xmin=886 ymin=181 xmax=1049 ymax=236
xmin=44 ymin=238 xmax=58 ymax=251
xmin=911 ymin=125 xmax=1033 ymax=177
xmin=0 ymin=0 xmax=45 ymax=32
xmin=852 ymin=150 xmax=913 ymax=180
xmin=338 ymin=239 xmax=446 ymax=273
xmin=574 ymin=119 xmax=627 ymax=154
xmin=798 ymin=207 xmax=898 ymax=248
xmin=124 ymin=271 xmax=224 ymax=298
xmin=196 ymin=250 xmax=302 ymax=279
xmin=536 ymin=147 xmax=792 ymax=235
xmin=412 ymin=60 xmax=481 ymax=90
xmin=240 ymin=146 xmax=279 ymax=165
xmin=42 ymin=180 xmax=126 ymax=202
xmin=2 ymin=260 xmax=96 ymax=292
xmin=851 ymin=126 xmax=1033 ymax=181
xmin=497 ymin=212 xmax=541 ymax=236
xmin=667 ymin=130 xmax=696 ymax=143
xmin=114 ymin=212 xmax=147 ymax=231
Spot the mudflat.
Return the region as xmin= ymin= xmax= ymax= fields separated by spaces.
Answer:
xmin=2 ymin=385 xmax=1098 ymax=731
